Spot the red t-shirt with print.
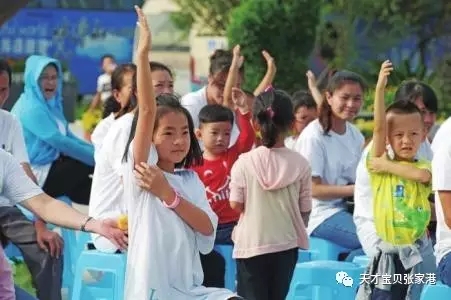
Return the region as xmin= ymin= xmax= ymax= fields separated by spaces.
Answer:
xmin=191 ymin=110 xmax=255 ymax=224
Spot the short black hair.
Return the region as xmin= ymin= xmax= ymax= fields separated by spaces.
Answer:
xmin=198 ymin=104 xmax=234 ymax=125
xmin=394 ymin=80 xmax=438 ymax=113
xmin=292 ymin=90 xmax=317 ymax=111
xmin=101 ymin=54 xmax=115 ymax=64
xmin=150 ymin=61 xmax=173 ymax=78
xmin=209 ymin=49 xmax=244 ymax=77
xmin=253 ymin=89 xmax=294 ymax=148
xmin=386 ymin=99 xmax=422 ymax=116
xmin=0 ymin=59 xmax=11 ymax=86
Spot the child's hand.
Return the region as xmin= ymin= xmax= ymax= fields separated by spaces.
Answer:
xmin=262 ymin=50 xmax=276 ymax=71
xmin=306 ymin=70 xmax=317 ymax=90
xmin=232 ymin=87 xmax=249 ymax=114
xmin=376 ymin=60 xmax=393 ymax=89
xmin=135 ymin=5 xmax=151 ymax=56
xmin=368 ymin=153 xmax=390 ymax=173
xmin=134 ymin=162 xmax=175 ymax=203
xmin=232 ymin=45 xmax=244 ymax=69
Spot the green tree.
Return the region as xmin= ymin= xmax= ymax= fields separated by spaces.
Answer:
xmin=227 ymin=0 xmax=320 ymax=93
xmin=320 ymin=0 xmax=451 ymax=71
xmin=170 ymin=0 xmax=240 ymax=36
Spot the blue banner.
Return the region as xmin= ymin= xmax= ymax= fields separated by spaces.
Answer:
xmin=0 ymin=8 xmax=136 ymax=94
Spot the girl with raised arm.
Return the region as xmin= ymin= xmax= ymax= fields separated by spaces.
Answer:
xmin=123 ymin=6 xmax=241 ymax=300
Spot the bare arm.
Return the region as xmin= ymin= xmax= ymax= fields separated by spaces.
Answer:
xmin=372 ymin=60 xmax=393 ymax=157
xmin=133 ymin=7 xmax=156 ymax=165
xmin=312 ymin=177 xmax=354 ymax=200
xmin=163 ymin=191 xmax=214 ymax=236
xmin=20 ymin=162 xmax=47 ymax=228
xmin=383 ymin=161 xmax=431 ymax=184
xmin=222 ymin=45 xmax=243 ymax=109
xmin=20 ymin=163 xmax=37 ymax=184
xmin=253 ymin=50 xmax=276 ymax=96
xmin=306 ymin=70 xmax=323 ymax=107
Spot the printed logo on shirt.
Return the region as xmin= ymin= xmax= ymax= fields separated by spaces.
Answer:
xmin=101 ymin=82 xmax=112 ymax=93
xmin=394 ymin=184 xmax=404 ymax=198
xmin=205 ymin=175 xmax=230 ymax=203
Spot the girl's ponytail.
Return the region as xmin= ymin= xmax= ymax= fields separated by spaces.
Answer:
xmin=256 ymin=106 xmax=279 ymax=148
xmin=253 ymin=89 xmax=294 ymax=148
xmin=318 ymin=99 xmax=333 ymax=135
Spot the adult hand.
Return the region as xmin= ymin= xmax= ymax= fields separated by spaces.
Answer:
xmin=35 ymin=224 xmax=64 ymax=258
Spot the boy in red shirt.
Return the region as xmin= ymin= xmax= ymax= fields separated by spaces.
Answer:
xmin=192 ymin=88 xmax=255 ymax=244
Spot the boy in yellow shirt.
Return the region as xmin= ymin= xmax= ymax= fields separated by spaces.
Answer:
xmin=357 ymin=61 xmax=435 ymax=299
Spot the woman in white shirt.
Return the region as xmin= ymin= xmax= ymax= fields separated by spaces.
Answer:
xmin=294 ymin=70 xmax=366 ymax=261
xmin=181 ymin=49 xmax=244 ymax=147
xmin=89 ymin=61 xmax=174 ymax=252
xmin=91 ymin=63 xmax=136 ymax=156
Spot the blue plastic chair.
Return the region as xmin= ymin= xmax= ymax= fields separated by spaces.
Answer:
xmin=298 ymin=249 xmax=312 ymax=263
xmin=352 ymin=255 xmax=370 ymax=268
xmin=309 ymin=237 xmax=353 ymax=261
xmin=4 ymin=242 xmax=22 ymax=258
xmin=420 ymin=281 xmax=451 ymax=299
xmin=214 ymin=245 xmax=237 ymax=292
xmin=286 ymin=260 xmax=364 ymax=300
xmin=71 ymin=250 xmax=127 ymax=300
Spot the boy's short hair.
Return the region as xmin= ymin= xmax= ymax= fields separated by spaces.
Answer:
xmin=292 ymin=90 xmax=317 ymax=111
xmin=386 ymin=99 xmax=422 ymax=116
xmin=199 ymin=104 xmax=234 ymax=125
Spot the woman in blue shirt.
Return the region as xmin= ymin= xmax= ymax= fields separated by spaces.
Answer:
xmin=12 ymin=55 xmax=95 ymax=205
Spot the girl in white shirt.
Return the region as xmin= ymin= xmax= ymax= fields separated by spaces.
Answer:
xmin=92 ymin=62 xmax=175 ymax=155
xmin=294 ymin=70 xmax=366 ymax=261
xmin=123 ymin=7 xmax=240 ymax=299
xmin=89 ymin=61 xmax=175 ymax=252
xmin=91 ymin=63 xmax=136 ymax=155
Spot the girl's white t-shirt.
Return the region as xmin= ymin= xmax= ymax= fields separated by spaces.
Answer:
xmin=91 ymin=113 xmax=116 ymax=161
xmin=180 ymin=87 xmax=240 ymax=149
xmin=89 ymin=113 xmax=134 ymax=253
xmin=123 ymin=144 xmax=237 ymax=300
xmin=294 ymin=119 xmax=365 ymax=233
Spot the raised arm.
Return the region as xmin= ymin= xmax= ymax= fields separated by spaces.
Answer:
xmin=222 ymin=45 xmax=243 ymax=109
xmin=133 ymin=6 xmax=157 ymax=165
xmin=371 ymin=60 xmax=393 ymax=157
xmin=253 ymin=51 xmax=276 ymax=96
xmin=306 ymin=70 xmax=323 ymax=107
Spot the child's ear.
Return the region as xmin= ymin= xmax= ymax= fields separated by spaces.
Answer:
xmin=325 ymin=91 xmax=333 ymax=106
xmin=195 ymin=128 xmax=202 ymax=140
xmin=112 ymin=89 xmax=121 ymax=102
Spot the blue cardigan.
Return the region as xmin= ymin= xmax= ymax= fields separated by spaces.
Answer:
xmin=11 ymin=55 xmax=94 ymax=166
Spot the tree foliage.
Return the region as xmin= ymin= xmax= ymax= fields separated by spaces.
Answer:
xmin=227 ymin=0 xmax=320 ymax=93
xmin=170 ymin=0 xmax=240 ymax=36
xmin=319 ymin=0 xmax=451 ymax=70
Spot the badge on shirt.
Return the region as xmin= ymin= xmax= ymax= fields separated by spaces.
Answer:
xmin=394 ymin=185 xmax=405 ymax=198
